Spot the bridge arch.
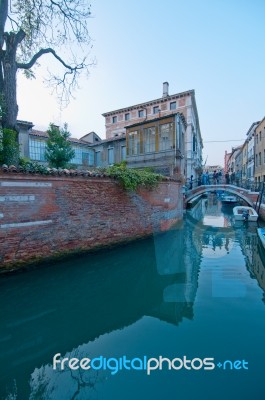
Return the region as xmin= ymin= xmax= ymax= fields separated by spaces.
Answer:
xmin=185 ymin=184 xmax=258 ymax=207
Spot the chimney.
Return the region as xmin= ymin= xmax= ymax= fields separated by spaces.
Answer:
xmin=163 ymin=82 xmax=169 ymax=97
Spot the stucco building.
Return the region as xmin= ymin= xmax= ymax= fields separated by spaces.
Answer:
xmin=102 ymin=82 xmax=203 ymax=179
xmin=16 ymin=120 xmax=96 ymax=168
xmin=254 ymin=117 xmax=265 ymax=184
xmin=92 ymin=135 xmax=126 ymax=168
xmin=246 ymin=122 xmax=259 ymax=184
xmin=125 ymin=112 xmax=186 ymax=176
xmin=226 ymin=145 xmax=243 ymax=178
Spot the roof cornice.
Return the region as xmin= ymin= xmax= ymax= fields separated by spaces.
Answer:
xmin=102 ymin=90 xmax=195 ymax=117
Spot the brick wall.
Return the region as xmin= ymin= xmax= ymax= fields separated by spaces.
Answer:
xmin=0 ymin=173 xmax=183 ymax=271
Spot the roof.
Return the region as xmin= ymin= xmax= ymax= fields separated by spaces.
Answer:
xmin=80 ymin=131 xmax=102 ymax=142
xmin=30 ymin=129 xmax=92 ymax=146
xmin=124 ymin=112 xmax=187 ymax=129
xmin=246 ymin=121 xmax=260 ymax=136
xmin=90 ymin=134 xmax=126 ymax=146
xmin=102 ymin=89 xmax=195 ymax=117
xmin=255 ymin=116 xmax=265 ymax=130
xmin=17 ymin=120 xmax=34 ymax=127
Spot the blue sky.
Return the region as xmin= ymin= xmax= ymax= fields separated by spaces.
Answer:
xmin=17 ymin=0 xmax=265 ymax=166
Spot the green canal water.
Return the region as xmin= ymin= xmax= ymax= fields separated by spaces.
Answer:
xmin=1 ymin=195 xmax=265 ymax=400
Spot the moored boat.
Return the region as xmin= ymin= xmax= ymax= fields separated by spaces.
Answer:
xmin=257 ymin=228 xmax=265 ymax=249
xmin=221 ymin=195 xmax=238 ymax=204
xmin=233 ymin=206 xmax=258 ymax=222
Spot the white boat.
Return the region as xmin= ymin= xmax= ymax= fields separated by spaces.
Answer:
xmin=233 ymin=206 xmax=258 ymax=222
xmin=257 ymin=228 xmax=265 ymax=249
xmin=221 ymin=195 xmax=238 ymax=204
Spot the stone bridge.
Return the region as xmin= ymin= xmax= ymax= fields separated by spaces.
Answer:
xmin=185 ymin=184 xmax=259 ymax=208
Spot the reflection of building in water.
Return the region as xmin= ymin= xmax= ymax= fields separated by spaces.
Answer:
xmin=186 ymin=205 xmax=235 ymax=256
xmin=152 ymin=223 xmax=201 ymax=321
xmin=183 ymin=218 xmax=202 ymax=304
xmin=247 ymin=239 xmax=265 ymax=292
xmin=0 ymin=229 xmax=201 ymax=399
xmin=186 ymin=198 xmax=208 ymax=221
xmin=189 ymin=194 xmax=232 ymax=229
xmin=238 ymin=229 xmax=265 ymax=302
xmin=205 ymin=193 xmax=222 ymax=216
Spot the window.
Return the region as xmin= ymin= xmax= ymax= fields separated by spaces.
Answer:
xmin=128 ymin=131 xmax=140 ymax=155
xmin=125 ymin=113 xmax=130 ymax=121
xmin=256 ymin=154 xmax=258 ymax=166
xmin=138 ymin=110 xmax=145 ymax=118
xmin=193 ymin=134 xmax=197 ymax=152
xmin=29 ymin=138 xmax=47 ymax=161
xmin=71 ymin=146 xmax=94 ymax=166
xmin=112 ymin=116 xmax=117 ymax=123
xmin=95 ymin=151 xmax=101 ymax=167
xmin=153 ymin=106 xmax=160 ymax=114
xmin=170 ymin=101 xmax=176 ymax=110
xmin=259 ymin=152 xmax=261 ymax=166
xmin=264 ymin=149 xmax=265 ymax=164
xmin=121 ymin=145 xmax=126 ymax=160
xmin=144 ymin=127 xmax=156 ymax=153
xmin=108 ymin=148 xmax=114 ymax=165
xmin=247 ymin=167 xmax=251 ymax=178
xmin=158 ymin=123 xmax=173 ymax=151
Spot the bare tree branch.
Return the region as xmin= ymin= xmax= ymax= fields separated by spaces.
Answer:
xmin=0 ymin=0 xmax=94 ymax=129
xmin=0 ymin=0 xmax=8 ymax=47
xmin=17 ymin=47 xmax=81 ymax=70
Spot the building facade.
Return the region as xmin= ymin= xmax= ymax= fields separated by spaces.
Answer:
xmin=125 ymin=113 xmax=186 ymax=176
xmin=226 ymin=145 xmax=243 ymax=178
xmin=241 ymin=140 xmax=248 ymax=184
xmin=17 ymin=121 xmax=96 ymax=168
xmin=225 ymin=120 xmax=262 ymax=188
xmin=246 ymin=122 xmax=259 ymax=184
xmin=102 ymin=82 xmax=203 ymax=180
xmin=254 ymin=117 xmax=265 ymax=184
xmin=224 ymin=151 xmax=231 ymax=174
xmin=92 ymin=136 xmax=126 ymax=168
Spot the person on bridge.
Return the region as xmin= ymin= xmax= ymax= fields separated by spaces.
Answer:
xmin=213 ymin=170 xmax=218 ymax=184
xmin=189 ymin=175 xmax=194 ymax=189
xmin=202 ymin=172 xmax=207 ymax=185
xmin=206 ymin=171 xmax=210 ymax=185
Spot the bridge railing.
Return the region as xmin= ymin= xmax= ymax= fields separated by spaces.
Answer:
xmin=184 ymin=178 xmax=261 ymax=193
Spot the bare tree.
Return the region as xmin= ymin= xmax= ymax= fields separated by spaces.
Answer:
xmin=0 ymin=0 xmax=94 ymax=131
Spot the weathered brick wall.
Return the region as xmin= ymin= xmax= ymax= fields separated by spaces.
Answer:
xmin=0 ymin=174 xmax=183 ymax=271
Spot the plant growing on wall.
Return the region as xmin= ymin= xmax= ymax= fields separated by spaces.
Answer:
xmin=0 ymin=0 xmax=94 ymax=132
xmin=45 ymin=123 xmax=75 ymax=168
xmin=105 ymin=162 xmax=163 ymax=191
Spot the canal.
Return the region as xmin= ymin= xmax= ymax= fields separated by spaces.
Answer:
xmin=1 ymin=194 xmax=265 ymax=400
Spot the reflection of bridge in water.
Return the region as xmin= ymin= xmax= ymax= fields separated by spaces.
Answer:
xmin=185 ymin=184 xmax=259 ymax=207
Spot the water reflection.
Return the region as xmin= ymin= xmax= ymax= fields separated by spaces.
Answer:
xmin=1 ymin=195 xmax=265 ymax=399
xmin=0 ymin=224 xmax=201 ymax=399
xmin=242 ymin=230 xmax=265 ymax=301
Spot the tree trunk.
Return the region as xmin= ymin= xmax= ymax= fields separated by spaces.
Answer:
xmin=2 ymin=33 xmax=19 ymax=131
